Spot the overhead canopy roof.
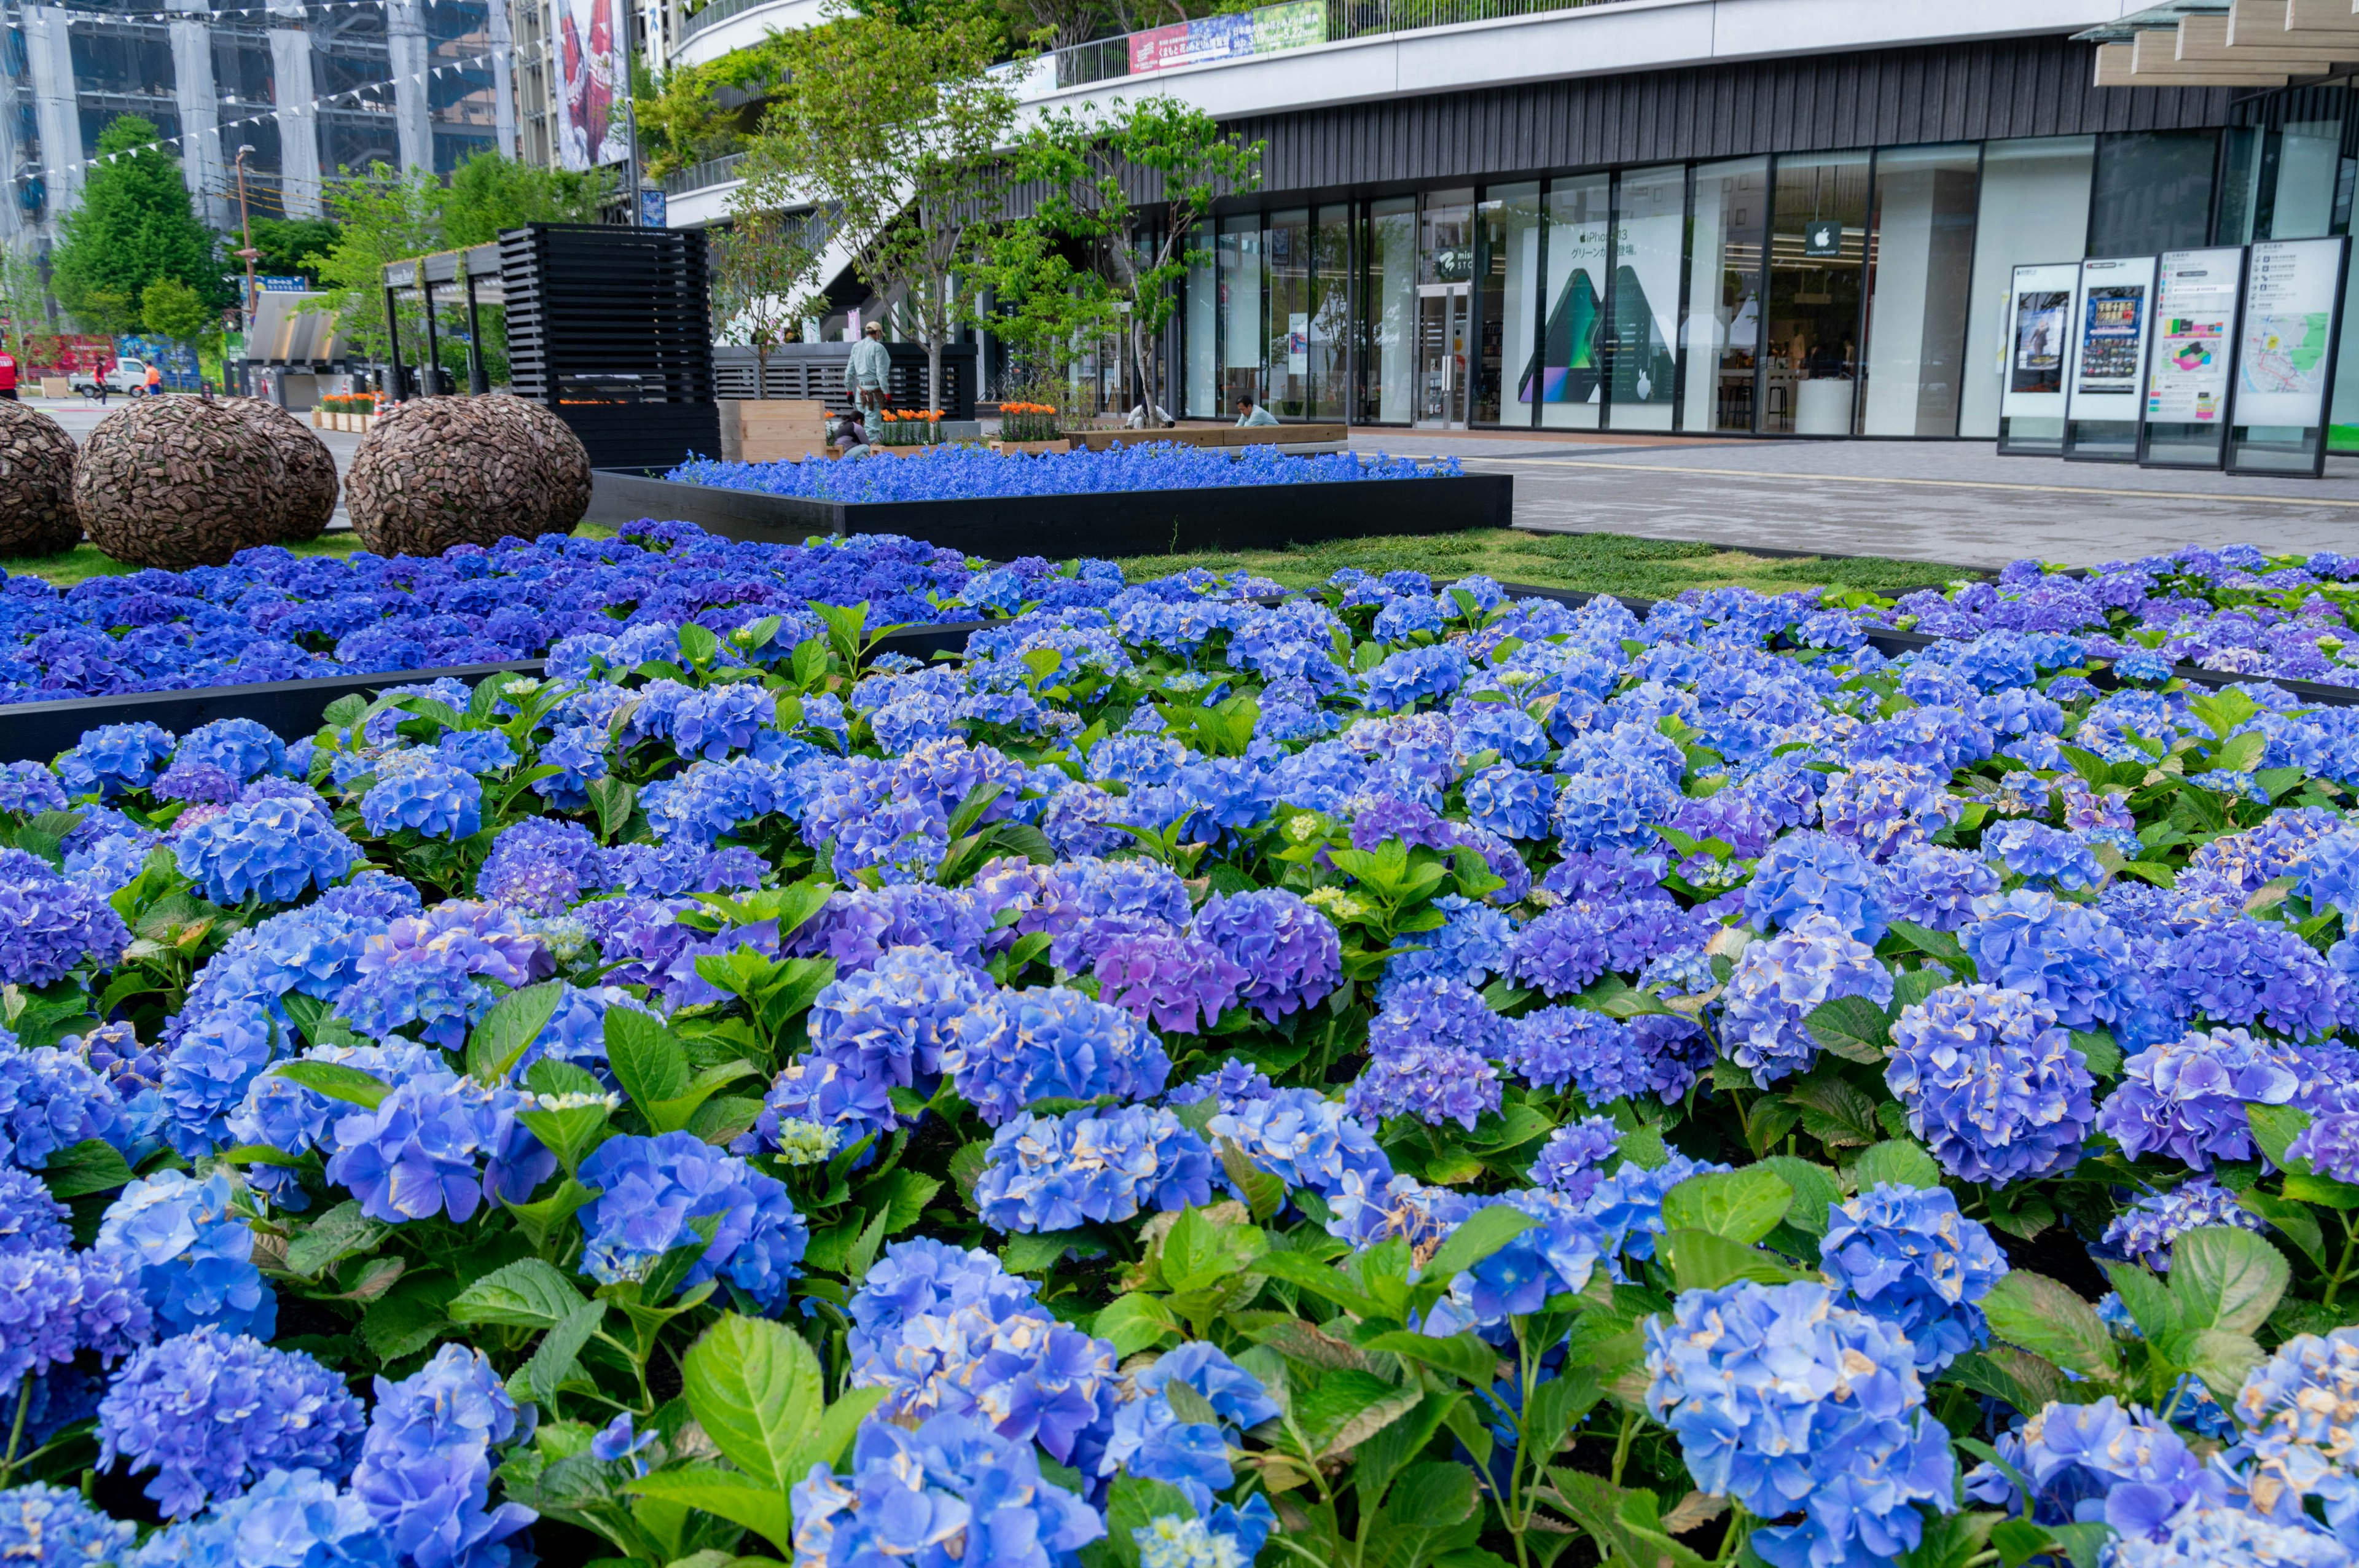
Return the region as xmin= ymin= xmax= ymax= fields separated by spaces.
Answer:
xmin=2075 ymin=0 xmax=2359 ymax=87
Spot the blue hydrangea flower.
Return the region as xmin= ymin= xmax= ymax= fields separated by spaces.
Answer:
xmin=56 ymin=723 xmax=175 ymax=798
xmin=791 ymin=1414 xmax=1104 ymax=1568
xmin=2102 ymin=1177 xmax=2262 ymax=1271
xmin=96 ymin=1328 xmax=365 ymax=1518
xmin=1345 ymin=1040 xmax=1501 ymax=1131
xmin=575 ymin=1132 xmax=807 ymax=1310
xmin=0 ymin=1247 xmax=151 ymax=1387
xmin=2112 ymin=1501 xmax=2349 ymax=1567
xmin=1960 ymin=891 xmax=2134 ymax=1029
xmin=0 ymin=1168 xmax=70 ymax=1257
xmin=1883 ymin=843 xmax=2003 ymax=933
xmin=1524 ymin=1120 xmax=1619 ymax=1204
xmin=127 ymin=1466 xmax=396 ymax=1568
xmin=173 ymin=719 xmax=286 ymax=783
xmin=848 ymin=1281 xmax=1120 ymax=1467
xmin=976 ymin=1106 xmax=1214 ymax=1232
xmin=1423 ymin=1188 xmax=1602 ymax=1337
xmin=173 ymin=797 xmax=362 ymax=907
xmin=1553 ymin=767 xmax=1680 ymax=856
xmin=0 ymin=1028 xmax=135 ymax=1169
xmin=348 ymin=1344 xmax=534 ymax=1568
xmin=1576 ymin=1152 xmax=1735 ymax=1279
xmin=0 ymin=1483 xmax=135 ymax=1567
xmin=1132 ymin=1513 xmax=1269 ymax=1568
xmin=1190 ymin=889 xmax=1343 ymax=1023
xmin=361 ymin=759 xmax=484 ymax=841
xmin=1719 ymin=913 xmax=1895 ymax=1086
xmin=1742 ymin=832 xmax=1890 ymax=943
xmin=95 ymin=1171 xmax=273 ymax=1340
xmin=1645 ymin=1281 xmax=1955 ymax=1568
xmin=0 ymin=850 xmax=130 ymax=986
xmin=1886 ymin=983 xmax=2096 ymax=1187
xmin=1819 ymin=762 xmax=1962 ymax=863
xmin=476 ymin=816 xmax=604 ymax=915
xmin=1100 ymin=1343 xmax=1283 ymax=1514
xmin=2096 ymin=1029 xmax=2300 ymax=1169
xmin=2229 ymin=1327 xmax=2359 ymax=1548
xmin=1820 ymin=1184 xmax=2008 ymax=1374
xmin=942 ymin=985 xmax=1172 ymax=1126
xmin=323 ymin=1072 xmax=550 ymax=1226
xmin=1205 ymin=1088 xmax=1391 ymax=1207
xmin=807 ymin=945 xmax=994 ymax=1104
xmin=1963 ymin=1396 xmax=2227 ymax=1538
xmin=741 ymin=1054 xmax=894 ymax=1166
xmin=1463 ymin=763 xmax=1554 ymax=841
xmin=848 ymin=1238 xmax=1038 ymax=1376
xmin=2161 ymin=921 xmax=2345 ymax=1042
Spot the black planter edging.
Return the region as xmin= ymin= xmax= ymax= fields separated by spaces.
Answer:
xmin=0 ymin=620 xmax=997 ymax=765
xmin=582 ymin=469 xmax=1512 ymax=557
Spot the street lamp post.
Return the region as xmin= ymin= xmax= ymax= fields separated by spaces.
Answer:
xmin=232 ymin=145 xmax=260 ymax=336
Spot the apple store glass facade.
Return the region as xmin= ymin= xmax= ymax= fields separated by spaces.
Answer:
xmin=1175 ymin=102 xmax=2359 ymax=440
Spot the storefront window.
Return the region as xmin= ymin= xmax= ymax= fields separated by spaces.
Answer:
xmin=1860 ymin=143 xmax=1979 ymax=437
xmin=1959 ymin=136 xmax=2095 ymax=440
xmin=1475 ymin=182 xmax=1540 ymax=426
xmin=2089 ymin=131 xmax=2218 ymax=256
xmin=1186 ymin=221 xmax=1217 ymax=418
xmin=1681 ymin=157 xmax=1765 ymax=434
xmin=1219 ymin=214 xmax=1262 ymax=410
xmin=1541 ymin=173 xmax=1609 ymax=429
xmin=1762 ymin=151 xmax=1869 ymax=435
xmin=1362 ymin=196 xmax=1416 ymax=422
xmin=1420 ymin=189 xmax=1474 ymax=424
xmin=1309 ymin=207 xmax=1350 ymax=420
xmin=1268 ymin=208 xmax=1312 ymax=416
xmin=1608 ymin=164 xmax=1684 ymax=431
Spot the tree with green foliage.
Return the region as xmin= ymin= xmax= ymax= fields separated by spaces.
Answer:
xmin=50 ymin=115 xmax=230 ymax=336
xmin=965 ymin=221 xmax=1119 ymax=403
xmin=710 ymin=207 xmax=826 ymax=399
xmin=138 ymin=275 xmax=222 ymax=385
xmin=1015 ymin=95 xmax=1261 ymax=419
xmin=743 ymin=4 xmax=1017 ymax=407
xmin=0 ymin=249 xmax=48 ymax=359
xmin=313 ymin=153 xmax=605 ymax=376
xmin=243 ymin=217 xmax=343 ymax=284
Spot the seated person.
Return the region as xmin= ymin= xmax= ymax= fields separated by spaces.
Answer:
xmin=1125 ymin=400 xmax=1174 ymax=429
xmin=833 ymin=409 xmax=870 ymax=456
xmin=1233 ymin=394 xmax=1280 ymax=427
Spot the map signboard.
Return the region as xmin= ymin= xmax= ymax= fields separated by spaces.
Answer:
xmin=2234 ymin=236 xmax=2345 ymax=429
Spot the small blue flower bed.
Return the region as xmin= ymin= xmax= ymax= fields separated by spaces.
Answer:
xmin=665 ymin=441 xmax=1458 ymax=504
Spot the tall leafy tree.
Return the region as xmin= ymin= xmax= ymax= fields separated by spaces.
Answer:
xmin=50 ymin=115 xmax=229 ymax=335
xmin=1017 ymin=95 xmax=1261 ymax=419
xmin=743 ymin=4 xmax=1017 ymax=408
xmin=243 ymin=217 xmax=344 ymax=284
xmin=710 ymin=207 xmax=826 ymax=398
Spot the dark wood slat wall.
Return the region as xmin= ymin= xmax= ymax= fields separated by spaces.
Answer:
xmin=1017 ymin=35 xmax=2239 ymax=213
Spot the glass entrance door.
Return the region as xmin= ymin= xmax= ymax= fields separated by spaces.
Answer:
xmin=1417 ymin=284 xmax=1469 ymax=425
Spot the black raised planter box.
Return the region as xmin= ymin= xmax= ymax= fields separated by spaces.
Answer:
xmin=582 ymin=469 xmax=1512 ymax=556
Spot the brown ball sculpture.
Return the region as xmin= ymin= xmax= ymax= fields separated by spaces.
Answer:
xmin=0 ymin=400 xmax=81 ymax=557
xmin=346 ymin=396 xmax=589 ymax=558
xmin=218 ymin=396 xmax=339 ymax=542
xmin=75 ymin=397 xmax=286 ymax=569
xmin=475 ymin=394 xmax=593 ymax=531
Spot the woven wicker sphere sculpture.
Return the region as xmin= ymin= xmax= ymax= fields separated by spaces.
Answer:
xmin=218 ymin=396 xmax=338 ymax=541
xmin=475 ymin=394 xmax=592 ymax=530
xmin=0 ymin=400 xmax=80 ymax=556
xmin=346 ymin=396 xmax=584 ymax=558
xmin=75 ymin=396 xmax=286 ymax=569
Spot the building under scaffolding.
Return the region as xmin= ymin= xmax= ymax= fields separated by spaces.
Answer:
xmin=0 ymin=0 xmax=517 ymax=249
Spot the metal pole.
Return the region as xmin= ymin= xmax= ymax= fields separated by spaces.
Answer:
xmin=420 ymin=281 xmax=441 ymax=396
xmin=232 ymin=146 xmax=259 ymax=330
xmin=383 ymin=283 xmax=405 ymax=400
xmin=464 ymin=269 xmax=488 ymax=392
xmin=623 ymin=79 xmax=643 ymax=225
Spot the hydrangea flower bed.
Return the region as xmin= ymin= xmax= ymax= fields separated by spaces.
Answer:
xmin=6 ymin=555 xmax=2359 ymax=1568
xmin=665 ymin=442 xmax=1459 ymax=503
xmin=1885 ymin=542 xmax=2359 ymax=688
xmin=0 ymin=527 xmax=1141 ymax=704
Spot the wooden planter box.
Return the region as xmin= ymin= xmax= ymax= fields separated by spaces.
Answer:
xmin=991 ymin=439 xmax=1069 ymax=456
xmin=720 ymin=399 xmax=831 ymax=463
xmin=583 ymin=468 xmax=1511 ymax=559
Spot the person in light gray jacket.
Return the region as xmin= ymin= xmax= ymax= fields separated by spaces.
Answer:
xmin=1233 ymin=393 xmax=1280 ymax=427
xmin=845 ymin=320 xmax=892 ymax=418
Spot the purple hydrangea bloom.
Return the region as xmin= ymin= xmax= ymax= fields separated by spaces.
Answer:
xmin=1189 ymin=889 xmax=1342 ymax=1023
xmin=0 ymin=1247 xmax=151 ymax=1387
xmin=2096 ymin=1029 xmax=2301 ymax=1169
xmin=1501 ymin=1005 xmax=1707 ymax=1104
xmin=575 ymin=1131 xmax=808 ymax=1309
xmin=0 ymin=1027 xmax=134 ymax=1168
xmin=1719 ymin=913 xmax=1895 ymax=1086
xmin=1345 ymin=1040 xmax=1501 ymax=1131
xmin=96 ymin=1327 xmax=365 ymax=1518
xmin=2102 ymin=1177 xmax=2262 ymax=1271
xmin=1820 ymin=1183 xmax=2008 ymax=1375
xmin=2161 ymin=920 xmax=2344 ymax=1042
xmin=1885 ymin=983 xmax=2095 ymax=1187
xmin=943 ymin=985 xmax=1172 ymax=1126
xmin=1528 ymin=1115 xmax=1621 ymax=1201
xmin=1093 ymin=928 xmax=1246 ymax=1034
xmin=1883 ymin=844 xmax=2002 ymax=933
xmin=0 ymin=849 xmax=130 ymax=985
xmin=1820 ymin=761 xmax=1962 ymax=862
xmin=976 ymin=1106 xmax=1214 ymax=1231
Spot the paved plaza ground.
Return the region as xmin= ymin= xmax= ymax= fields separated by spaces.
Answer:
xmin=1351 ymin=429 xmax=2359 ymax=571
